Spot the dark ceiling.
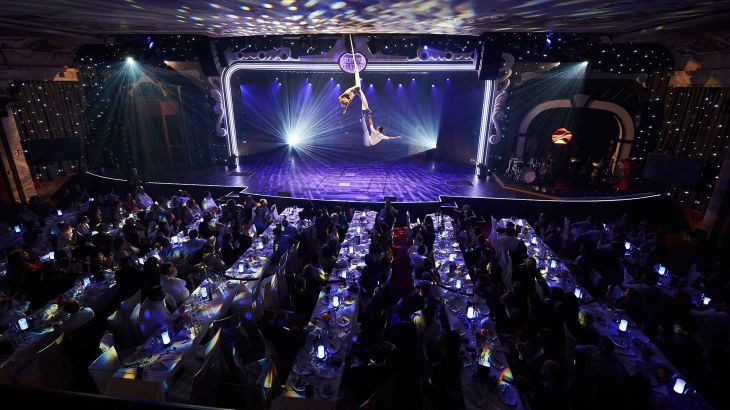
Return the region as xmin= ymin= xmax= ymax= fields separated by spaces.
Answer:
xmin=0 ymin=0 xmax=729 ymax=37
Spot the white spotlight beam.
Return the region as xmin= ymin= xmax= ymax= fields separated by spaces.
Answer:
xmin=476 ymin=80 xmax=495 ymax=168
xmin=221 ymin=61 xmax=476 ymax=157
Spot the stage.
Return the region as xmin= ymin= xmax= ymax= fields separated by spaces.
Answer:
xmin=91 ymin=154 xmax=660 ymax=204
xmin=131 ymin=155 xmax=522 ymax=202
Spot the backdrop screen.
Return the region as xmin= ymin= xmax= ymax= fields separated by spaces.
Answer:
xmin=229 ymin=69 xmax=484 ymax=162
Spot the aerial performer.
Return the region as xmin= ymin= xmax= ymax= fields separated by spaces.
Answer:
xmin=337 ymin=35 xmax=401 ymax=146
xmin=358 ymin=91 xmax=401 ymax=146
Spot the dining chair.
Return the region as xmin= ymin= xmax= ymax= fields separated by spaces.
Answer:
xmin=211 ymin=313 xmax=247 ymax=368
xmin=119 ymin=290 xmax=141 ymax=326
xmin=36 ymin=333 xmax=74 ymax=389
xmin=88 ymin=345 xmax=121 ymax=394
xmin=167 ymin=328 xmax=226 ymax=404
xmin=128 ymin=303 xmax=144 ymax=343
xmin=562 ymin=217 xmax=571 ymax=241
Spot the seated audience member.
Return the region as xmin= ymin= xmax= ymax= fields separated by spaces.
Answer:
xmin=160 ymin=262 xmax=189 ymax=306
xmin=115 ymin=257 xmax=143 ymax=301
xmin=569 ymin=309 xmax=600 ymax=346
xmin=137 ymin=287 xmax=171 ymax=339
xmin=201 ymin=191 xmax=218 ymax=212
xmin=75 ymin=215 xmax=91 ymax=238
xmin=54 ymin=298 xmax=95 ymax=335
xmin=183 ymin=229 xmax=207 ymax=256
xmin=135 ymin=186 xmax=154 ymax=209
xmin=0 ymin=294 xmax=28 ymax=332
xmin=219 ymin=232 xmax=240 ymax=267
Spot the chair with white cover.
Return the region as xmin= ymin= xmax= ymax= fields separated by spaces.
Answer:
xmin=561 ymin=217 xmax=570 ymax=242
xmin=109 ymin=290 xmax=141 ymax=348
xmin=88 ymin=346 xmax=121 ymax=394
xmin=498 ymin=247 xmax=513 ymax=289
xmin=490 ymin=216 xmax=498 ymax=244
xmin=243 ymin=357 xmax=280 ymax=408
xmin=33 ymin=334 xmax=74 ymax=389
xmin=167 ymin=328 xmax=227 ymax=405
xmin=231 ymin=282 xmax=265 ymax=323
xmin=212 ymin=313 xmax=250 ymax=370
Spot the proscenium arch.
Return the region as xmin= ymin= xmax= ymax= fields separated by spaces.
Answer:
xmin=517 ymin=97 xmax=635 ymax=166
xmin=220 ymin=61 xmax=486 ymax=158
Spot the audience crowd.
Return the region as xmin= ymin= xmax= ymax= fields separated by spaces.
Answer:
xmin=0 ymin=178 xmax=727 ymax=410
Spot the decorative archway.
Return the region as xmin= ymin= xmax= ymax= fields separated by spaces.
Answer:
xmin=517 ymin=94 xmax=635 ymax=168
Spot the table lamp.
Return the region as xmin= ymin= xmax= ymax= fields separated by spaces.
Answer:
xmin=673 ymin=378 xmax=686 ymax=394
xmin=619 ymin=319 xmax=628 ymax=332
xmin=161 ymin=330 xmax=171 ymax=346
xmin=574 ymin=288 xmax=583 ymax=300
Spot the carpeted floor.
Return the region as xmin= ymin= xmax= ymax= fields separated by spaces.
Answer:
xmin=389 ymin=227 xmax=413 ymax=300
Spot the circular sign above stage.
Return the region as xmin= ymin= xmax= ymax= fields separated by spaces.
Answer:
xmin=339 ymin=52 xmax=368 ymax=74
xmin=551 ymin=128 xmax=573 ymax=144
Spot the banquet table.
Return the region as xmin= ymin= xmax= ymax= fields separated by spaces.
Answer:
xmin=101 ymin=207 xmax=301 ymax=401
xmin=497 ymin=218 xmax=588 ymax=298
xmin=582 ymin=302 xmax=713 ymax=409
xmin=0 ymin=269 xmax=116 ymax=379
xmin=273 ymin=210 xmax=376 ymax=410
xmin=431 ymin=214 xmax=525 ymax=410
xmin=225 ymin=207 xmax=302 ymax=292
xmin=498 ymin=218 xmax=712 ymax=409
xmin=103 ymin=276 xmax=239 ymax=400
xmin=0 ymin=205 xmax=88 ymax=251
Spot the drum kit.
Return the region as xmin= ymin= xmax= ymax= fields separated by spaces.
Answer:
xmin=506 ymin=157 xmax=552 ymax=184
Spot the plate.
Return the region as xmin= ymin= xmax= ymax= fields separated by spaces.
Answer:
xmin=293 ymin=363 xmax=313 ymax=375
xmin=291 ymin=380 xmax=306 ymax=392
xmin=326 ymin=340 xmax=340 ymax=353
xmin=320 ymin=383 xmax=334 ymax=399
xmin=609 ymin=335 xmax=629 ymax=350
xmin=498 ymin=383 xmax=518 ymax=406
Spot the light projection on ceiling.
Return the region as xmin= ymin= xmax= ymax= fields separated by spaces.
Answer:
xmin=0 ymin=0 xmax=729 ymax=36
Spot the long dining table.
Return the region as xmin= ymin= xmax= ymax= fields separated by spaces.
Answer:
xmin=273 ymin=210 xmax=377 ymax=410
xmin=431 ymin=214 xmax=525 ymax=410
xmin=498 ymin=218 xmax=712 ymax=409
xmin=0 ymin=269 xmax=116 ymax=382
xmin=101 ymin=207 xmax=301 ymax=401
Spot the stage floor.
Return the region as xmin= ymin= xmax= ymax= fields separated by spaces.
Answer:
xmin=142 ymin=156 xmax=525 ymax=202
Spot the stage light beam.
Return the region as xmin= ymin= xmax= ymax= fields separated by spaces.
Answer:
xmin=126 ymin=56 xmax=135 ymax=64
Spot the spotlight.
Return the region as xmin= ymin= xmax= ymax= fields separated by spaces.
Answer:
xmin=582 ymin=61 xmax=589 ymax=66
xmin=431 ymin=84 xmax=435 ymax=87
xmin=126 ymin=56 xmax=135 ymax=64
xmin=286 ymin=134 xmax=301 ymax=146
